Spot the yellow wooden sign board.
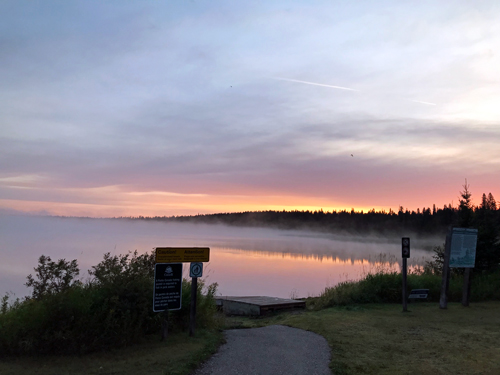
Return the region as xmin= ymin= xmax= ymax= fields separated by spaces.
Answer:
xmin=155 ymin=247 xmax=210 ymax=263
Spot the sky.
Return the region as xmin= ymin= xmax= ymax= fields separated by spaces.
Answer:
xmin=1 ymin=0 xmax=500 ymax=217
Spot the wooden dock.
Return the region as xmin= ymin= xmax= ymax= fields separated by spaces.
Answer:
xmin=216 ymin=296 xmax=306 ymax=316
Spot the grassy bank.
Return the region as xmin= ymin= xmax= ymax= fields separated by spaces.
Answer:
xmin=0 ymin=328 xmax=224 ymax=375
xmin=3 ymin=302 xmax=499 ymax=375
xmin=227 ymin=301 xmax=500 ymax=375
xmin=311 ymin=270 xmax=500 ymax=308
xmin=2 ymin=252 xmax=499 ymax=374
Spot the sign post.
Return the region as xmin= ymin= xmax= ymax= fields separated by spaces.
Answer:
xmin=154 ymin=248 xmax=210 ymax=338
xmin=401 ymin=237 xmax=410 ymax=312
xmin=189 ymin=262 xmax=203 ymax=336
xmin=439 ymin=229 xmax=452 ymax=309
xmin=153 ymin=263 xmax=183 ymax=340
xmin=440 ymin=228 xmax=477 ymax=309
xmin=449 ymin=228 xmax=477 ymax=307
xmin=462 ymin=268 xmax=472 ymax=307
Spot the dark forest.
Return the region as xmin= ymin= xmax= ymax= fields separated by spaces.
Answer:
xmin=118 ymin=187 xmax=500 ymax=272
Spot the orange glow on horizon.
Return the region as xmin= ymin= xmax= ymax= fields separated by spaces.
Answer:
xmin=3 ymin=174 xmax=494 ymax=218
xmin=2 ymin=180 xmax=486 ymax=218
xmin=0 ymin=196 xmax=435 ymax=218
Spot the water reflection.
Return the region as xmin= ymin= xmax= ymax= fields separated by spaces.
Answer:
xmin=207 ymin=248 xmax=424 ymax=298
xmin=0 ymin=215 xmax=437 ymax=299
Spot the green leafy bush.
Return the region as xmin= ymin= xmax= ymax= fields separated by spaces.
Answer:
xmin=25 ymin=255 xmax=80 ymax=300
xmin=168 ymin=278 xmax=219 ymax=332
xmin=0 ymin=251 xmax=219 ymax=356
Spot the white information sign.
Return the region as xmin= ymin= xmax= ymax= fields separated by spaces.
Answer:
xmin=449 ymin=228 xmax=478 ymax=268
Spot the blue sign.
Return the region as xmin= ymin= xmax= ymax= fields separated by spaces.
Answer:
xmin=449 ymin=228 xmax=478 ymax=268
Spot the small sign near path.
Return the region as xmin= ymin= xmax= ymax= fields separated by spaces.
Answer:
xmin=190 ymin=262 xmax=203 ymax=278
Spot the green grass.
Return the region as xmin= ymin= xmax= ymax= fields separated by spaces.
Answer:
xmin=226 ymin=301 xmax=500 ymax=375
xmin=0 ymin=328 xmax=224 ymax=375
xmin=3 ymin=301 xmax=500 ymax=375
xmin=311 ymin=271 xmax=500 ymax=309
xmin=3 ymin=257 xmax=499 ymax=374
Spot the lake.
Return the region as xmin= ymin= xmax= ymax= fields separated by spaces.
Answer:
xmin=0 ymin=214 xmax=439 ymax=300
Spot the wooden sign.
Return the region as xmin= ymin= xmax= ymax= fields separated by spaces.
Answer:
xmin=155 ymin=247 xmax=210 ymax=263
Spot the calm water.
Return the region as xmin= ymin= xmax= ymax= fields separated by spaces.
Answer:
xmin=0 ymin=215 xmax=438 ymax=299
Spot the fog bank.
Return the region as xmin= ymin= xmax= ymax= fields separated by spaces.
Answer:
xmin=0 ymin=215 xmax=438 ymax=299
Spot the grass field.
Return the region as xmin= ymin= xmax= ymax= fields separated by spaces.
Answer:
xmin=2 ymin=302 xmax=499 ymax=375
xmin=227 ymin=301 xmax=500 ymax=375
xmin=0 ymin=329 xmax=223 ymax=375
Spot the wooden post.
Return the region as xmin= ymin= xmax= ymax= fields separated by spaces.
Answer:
xmin=462 ymin=268 xmax=472 ymax=306
xmin=402 ymin=257 xmax=408 ymax=312
xmin=440 ymin=230 xmax=452 ymax=309
xmin=161 ymin=306 xmax=169 ymax=341
xmin=189 ymin=277 xmax=198 ymax=337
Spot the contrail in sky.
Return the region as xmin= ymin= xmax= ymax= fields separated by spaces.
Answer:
xmin=410 ymin=100 xmax=437 ymax=106
xmin=273 ymin=77 xmax=358 ymax=92
xmin=274 ymin=77 xmax=437 ymax=106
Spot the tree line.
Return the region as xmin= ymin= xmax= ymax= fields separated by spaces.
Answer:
xmin=120 ymin=193 xmax=498 ymax=237
xmin=117 ymin=185 xmax=499 ymax=272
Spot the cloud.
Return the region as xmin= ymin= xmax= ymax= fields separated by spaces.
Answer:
xmin=1 ymin=1 xmax=500 ymax=215
xmin=1 ymin=112 xmax=499 ymax=215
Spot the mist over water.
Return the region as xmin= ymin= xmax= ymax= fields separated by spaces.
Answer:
xmin=0 ymin=215 xmax=439 ymax=299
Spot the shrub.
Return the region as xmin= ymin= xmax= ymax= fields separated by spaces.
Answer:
xmin=25 ymin=255 xmax=80 ymax=300
xmin=169 ymin=278 xmax=219 ymax=332
xmin=0 ymin=251 xmax=219 ymax=356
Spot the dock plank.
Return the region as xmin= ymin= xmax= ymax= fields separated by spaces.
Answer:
xmin=216 ymin=296 xmax=306 ymax=316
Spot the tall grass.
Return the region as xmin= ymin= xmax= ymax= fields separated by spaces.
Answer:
xmin=313 ymin=269 xmax=500 ymax=310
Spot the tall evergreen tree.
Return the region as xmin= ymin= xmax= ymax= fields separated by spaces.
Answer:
xmin=487 ymin=193 xmax=497 ymax=210
xmin=457 ymin=180 xmax=474 ymax=228
xmin=475 ymin=192 xmax=500 ymax=271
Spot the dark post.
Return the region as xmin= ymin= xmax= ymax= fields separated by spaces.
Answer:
xmin=439 ymin=230 xmax=452 ymax=309
xmin=161 ymin=306 xmax=169 ymax=341
xmin=462 ymin=268 xmax=472 ymax=306
xmin=401 ymin=237 xmax=410 ymax=312
xmin=402 ymin=257 xmax=408 ymax=312
xmin=189 ymin=277 xmax=198 ymax=337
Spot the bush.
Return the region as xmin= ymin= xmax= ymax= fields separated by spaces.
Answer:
xmin=0 ymin=251 xmax=219 ymax=356
xmin=25 ymin=255 xmax=80 ymax=300
xmin=168 ymin=278 xmax=219 ymax=332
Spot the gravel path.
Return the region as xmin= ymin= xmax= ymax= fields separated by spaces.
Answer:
xmin=193 ymin=325 xmax=332 ymax=375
